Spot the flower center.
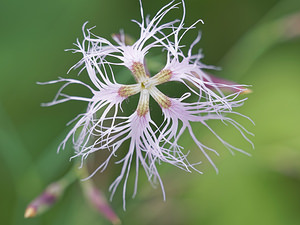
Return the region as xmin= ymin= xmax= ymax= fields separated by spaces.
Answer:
xmin=119 ymin=62 xmax=173 ymax=116
xmin=140 ymin=79 xmax=152 ymax=90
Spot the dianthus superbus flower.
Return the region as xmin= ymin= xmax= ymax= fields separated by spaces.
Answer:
xmin=41 ymin=0 xmax=253 ymax=209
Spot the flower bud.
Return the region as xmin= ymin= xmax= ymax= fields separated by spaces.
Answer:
xmin=112 ymin=33 xmax=135 ymax=46
xmin=82 ymin=180 xmax=121 ymax=225
xmin=204 ymin=73 xmax=252 ymax=94
xmin=25 ymin=168 xmax=76 ymax=218
xmin=281 ymin=12 xmax=300 ymax=39
xmin=24 ymin=182 xmax=64 ymax=218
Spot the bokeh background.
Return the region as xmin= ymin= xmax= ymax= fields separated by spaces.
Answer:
xmin=1 ymin=0 xmax=300 ymax=224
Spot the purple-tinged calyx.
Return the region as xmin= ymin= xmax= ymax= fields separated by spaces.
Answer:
xmin=200 ymin=73 xmax=252 ymax=94
xmin=24 ymin=182 xmax=64 ymax=218
xmin=81 ymin=179 xmax=121 ymax=224
xmin=24 ymin=168 xmax=76 ymax=218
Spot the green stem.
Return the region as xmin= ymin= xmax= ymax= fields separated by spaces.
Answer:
xmin=57 ymin=163 xmax=79 ymax=189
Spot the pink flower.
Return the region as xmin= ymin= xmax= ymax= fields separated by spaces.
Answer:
xmin=41 ymin=0 xmax=253 ymax=209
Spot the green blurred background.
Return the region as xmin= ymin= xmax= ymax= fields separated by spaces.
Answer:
xmin=1 ymin=0 xmax=300 ymax=224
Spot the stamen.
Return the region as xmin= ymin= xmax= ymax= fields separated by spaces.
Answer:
xmin=131 ymin=62 xmax=149 ymax=82
xmin=118 ymin=84 xmax=141 ymax=98
xmin=149 ymin=87 xmax=172 ymax=109
xmin=136 ymin=89 xmax=150 ymax=117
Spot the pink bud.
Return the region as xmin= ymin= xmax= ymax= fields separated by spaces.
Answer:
xmin=82 ymin=181 xmax=121 ymax=225
xmin=204 ymin=73 xmax=251 ymax=94
xmin=24 ymin=182 xmax=63 ymax=218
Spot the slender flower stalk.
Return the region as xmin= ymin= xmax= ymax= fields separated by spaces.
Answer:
xmin=41 ymin=0 xmax=253 ymax=209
